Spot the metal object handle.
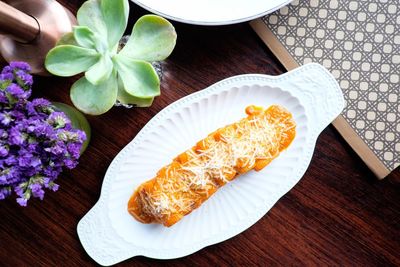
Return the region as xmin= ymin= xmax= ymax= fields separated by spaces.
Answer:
xmin=0 ymin=1 xmax=40 ymax=43
xmin=0 ymin=0 xmax=76 ymax=75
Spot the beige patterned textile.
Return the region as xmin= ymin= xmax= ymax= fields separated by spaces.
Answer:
xmin=251 ymin=0 xmax=399 ymax=178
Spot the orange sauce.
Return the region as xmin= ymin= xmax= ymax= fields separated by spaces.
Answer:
xmin=128 ymin=105 xmax=296 ymax=227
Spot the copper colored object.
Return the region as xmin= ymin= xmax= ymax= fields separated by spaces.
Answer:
xmin=0 ymin=0 xmax=76 ymax=75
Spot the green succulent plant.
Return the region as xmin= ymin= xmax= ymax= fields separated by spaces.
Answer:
xmin=45 ymin=0 xmax=177 ymax=115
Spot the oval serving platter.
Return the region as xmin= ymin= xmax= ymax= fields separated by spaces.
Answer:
xmin=130 ymin=0 xmax=294 ymax=26
xmin=78 ymin=63 xmax=344 ymax=266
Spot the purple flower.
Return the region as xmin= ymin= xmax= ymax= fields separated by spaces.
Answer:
xmin=26 ymin=98 xmax=52 ymax=116
xmin=1 ymin=66 xmax=12 ymax=75
xmin=7 ymin=83 xmax=24 ymax=97
xmin=49 ymin=143 xmax=65 ymax=155
xmin=0 ymin=145 xmax=8 ymax=157
xmin=0 ymin=93 xmax=8 ymax=104
xmin=0 ymin=129 xmax=7 ymax=138
xmin=0 ymin=167 xmax=20 ymax=185
xmin=47 ymin=112 xmax=70 ymax=128
xmin=9 ymin=61 xmax=31 ymax=72
xmin=9 ymin=125 xmax=25 ymax=145
xmin=0 ymin=187 xmax=11 ymax=200
xmin=5 ymin=155 xmax=17 ymax=165
xmin=64 ymin=158 xmax=78 ymax=169
xmin=5 ymin=83 xmax=31 ymax=103
xmin=50 ymin=183 xmax=59 ymax=192
xmin=1 ymin=62 xmax=32 ymax=102
xmin=16 ymin=197 xmax=28 ymax=206
xmin=0 ymin=173 xmax=6 ymax=184
xmin=0 ymin=73 xmax=13 ymax=82
xmin=43 ymin=166 xmax=61 ymax=180
xmin=0 ymin=112 xmax=12 ymax=126
xmin=0 ymin=62 xmax=86 ymax=206
xmin=16 ymin=70 xmax=33 ymax=88
xmin=17 ymin=151 xmax=41 ymax=169
xmin=30 ymin=183 xmax=45 ymax=200
xmin=14 ymin=183 xmax=26 ymax=197
xmin=67 ymin=142 xmax=81 ymax=158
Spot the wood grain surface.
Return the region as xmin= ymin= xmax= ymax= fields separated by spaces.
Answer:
xmin=0 ymin=1 xmax=399 ymax=266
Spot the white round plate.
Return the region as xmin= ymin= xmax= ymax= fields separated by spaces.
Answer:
xmin=130 ymin=0 xmax=294 ymax=25
xmin=77 ymin=63 xmax=344 ymax=266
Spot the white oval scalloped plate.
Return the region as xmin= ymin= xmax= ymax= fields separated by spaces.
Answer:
xmin=130 ymin=0 xmax=294 ymax=25
xmin=77 ymin=63 xmax=344 ymax=266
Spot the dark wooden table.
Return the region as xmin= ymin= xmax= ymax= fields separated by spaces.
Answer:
xmin=1 ymin=1 xmax=399 ymax=266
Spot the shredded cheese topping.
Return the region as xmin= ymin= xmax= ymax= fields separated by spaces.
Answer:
xmin=131 ymin=105 xmax=296 ymax=226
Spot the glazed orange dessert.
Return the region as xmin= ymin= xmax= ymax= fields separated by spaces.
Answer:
xmin=128 ymin=105 xmax=296 ymax=227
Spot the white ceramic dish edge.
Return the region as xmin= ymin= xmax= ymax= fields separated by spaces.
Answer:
xmin=77 ymin=63 xmax=344 ymax=266
xmin=130 ymin=0 xmax=294 ymax=26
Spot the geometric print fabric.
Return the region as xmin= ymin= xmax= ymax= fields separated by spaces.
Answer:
xmin=263 ymin=0 xmax=400 ymax=170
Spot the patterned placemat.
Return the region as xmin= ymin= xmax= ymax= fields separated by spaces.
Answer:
xmin=251 ymin=0 xmax=399 ymax=178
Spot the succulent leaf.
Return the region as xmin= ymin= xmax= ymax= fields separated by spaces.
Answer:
xmin=56 ymin=32 xmax=78 ymax=46
xmin=46 ymin=0 xmax=177 ymax=115
xmin=113 ymin=54 xmax=160 ymax=98
xmin=117 ymin=77 xmax=154 ymax=107
xmin=120 ymin=15 xmax=177 ymax=62
xmin=73 ymin=26 xmax=97 ymax=49
xmin=77 ymin=0 xmax=108 ymax=45
xmin=70 ymin=75 xmax=118 ymax=115
xmin=101 ymin=0 xmax=129 ymax=49
xmin=85 ymin=54 xmax=113 ymax=85
xmin=45 ymin=45 xmax=100 ymax=77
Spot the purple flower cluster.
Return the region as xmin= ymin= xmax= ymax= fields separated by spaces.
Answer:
xmin=0 ymin=62 xmax=86 ymax=206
